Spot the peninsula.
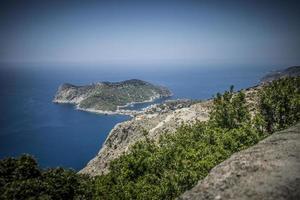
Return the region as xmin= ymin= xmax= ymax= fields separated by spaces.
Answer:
xmin=53 ymin=79 xmax=172 ymax=115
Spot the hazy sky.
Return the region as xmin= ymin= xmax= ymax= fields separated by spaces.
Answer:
xmin=1 ymin=0 xmax=300 ymax=66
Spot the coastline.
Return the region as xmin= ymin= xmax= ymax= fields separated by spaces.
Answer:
xmin=76 ymin=106 xmax=141 ymax=117
xmin=53 ymin=93 xmax=173 ymax=117
xmin=116 ymin=94 xmax=161 ymax=109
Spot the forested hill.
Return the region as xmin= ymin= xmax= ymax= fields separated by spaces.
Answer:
xmin=53 ymin=79 xmax=171 ymax=113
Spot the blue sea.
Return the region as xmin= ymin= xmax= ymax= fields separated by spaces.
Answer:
xmin=0 ymin=63 xmax=276 ymax=170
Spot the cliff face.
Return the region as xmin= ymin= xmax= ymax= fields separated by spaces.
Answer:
xmin=79 ymin=100 xmax=212 ymax=175
xmin=53 ymin=79 xmax=172 ymax=112
xmin=178 ymin=123 xmax=300 ymax=200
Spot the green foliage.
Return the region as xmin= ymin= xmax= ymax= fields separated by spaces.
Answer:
xmin=210 ymin=86 xmax=250 ymax=129
xmin=78 ymin=81 xmax=170 ymax=111
xmin=93 ymin=80 xmax=300 ymax=199
xmin=0 ymin=155 xmax=94 ymax=200
xmin=259 ymin=77 xmax=300 ymax=132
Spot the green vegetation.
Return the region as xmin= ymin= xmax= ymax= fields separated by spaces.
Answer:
xmin=79 ymin=83 xmax=156 ymax=111
xmin=55 ymin=79 xmax=171 ymax=111
xmin=1 ymin=77 xmax=299 ymax=199
xmin=0 ymin=155 xmax=94 ymax=199
xmin=92 ymin=86 xmax=265 ymax=200
xmin=210 ymin=85 xmax=251 ymax=129
xmin=259 ymin=77 xmax=300 ymax=132
xmin=94 ymin=123 xmax=264 ymax=199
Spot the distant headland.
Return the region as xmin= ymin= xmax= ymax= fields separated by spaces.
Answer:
xmin=260 ymin=66 xmax=300 ymax=83
xmin=53 ymin=79 xmax=172 ymax=115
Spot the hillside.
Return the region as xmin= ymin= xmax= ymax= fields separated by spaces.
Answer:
xmin=79 ymin=99 xmax=212 ymax=175
xmin=53 ymin=79 xmax=171 ymax=114
xmin=80 ymin=86 xmax=261 ymax=175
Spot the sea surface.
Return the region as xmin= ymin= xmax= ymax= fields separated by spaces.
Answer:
xmin=0 ymin=63 xmax=277 ymax=170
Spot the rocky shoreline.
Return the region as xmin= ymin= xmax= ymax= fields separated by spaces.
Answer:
xmin=74 ymin=96 xmax=162 ymax=117
xmin=56 ymin=95 xmax=176 ymax=117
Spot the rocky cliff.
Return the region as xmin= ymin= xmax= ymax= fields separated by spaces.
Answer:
xmin=79 ymin=87 xmax=260 ymax=175
xmin=53 ymin=79 xmax=172 ymax=114
xmin=79 ymin=99 xmax=212 ymax=175
xmin=178 ymin=123 xmax=300 ymax=200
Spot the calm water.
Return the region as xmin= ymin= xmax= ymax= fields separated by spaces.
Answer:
xmin=0 ymin=63 xmax=276 ymax=170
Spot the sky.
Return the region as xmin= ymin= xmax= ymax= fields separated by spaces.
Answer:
xmin=0 ymin=0 xmax=300 ymax=66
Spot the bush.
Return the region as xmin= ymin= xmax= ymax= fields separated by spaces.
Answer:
xmin=0 ymin=155 xmax=94 ymax=200
xmin=259 ymin=77 xmax=300 ymax=132
xmin=210 ymin=86 xmax=250 ymax=129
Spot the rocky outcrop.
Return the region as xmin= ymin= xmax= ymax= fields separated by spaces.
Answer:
xmin=53 ymin=79 xmax=172 ymax=114
xmin=178 ymin=123 xmax=300 ymax=200
xmin=261 ymin=66 xmax=300 ymax=83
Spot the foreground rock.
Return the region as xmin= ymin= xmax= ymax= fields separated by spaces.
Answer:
xmin=53 ymin=79 xmax=171 ymax=114
xmin=179 ymin=123 xmax=300 ymax=200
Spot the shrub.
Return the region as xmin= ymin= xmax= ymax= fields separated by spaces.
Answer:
xmin=259 ymin=77 xmax=300 ymax=132
xmin=0 ymin=155 xmax=94 ymax=200
xmin=210 ymin=86 xmax=250 ymax=129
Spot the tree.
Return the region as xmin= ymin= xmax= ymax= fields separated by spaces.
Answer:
xmin=210 ymin=86 xmax=250 ymax=129
xmin=0 ymin=155 xmax=94 ymax=200
xmin=259 ymin=77 xmax=300 ymax=132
